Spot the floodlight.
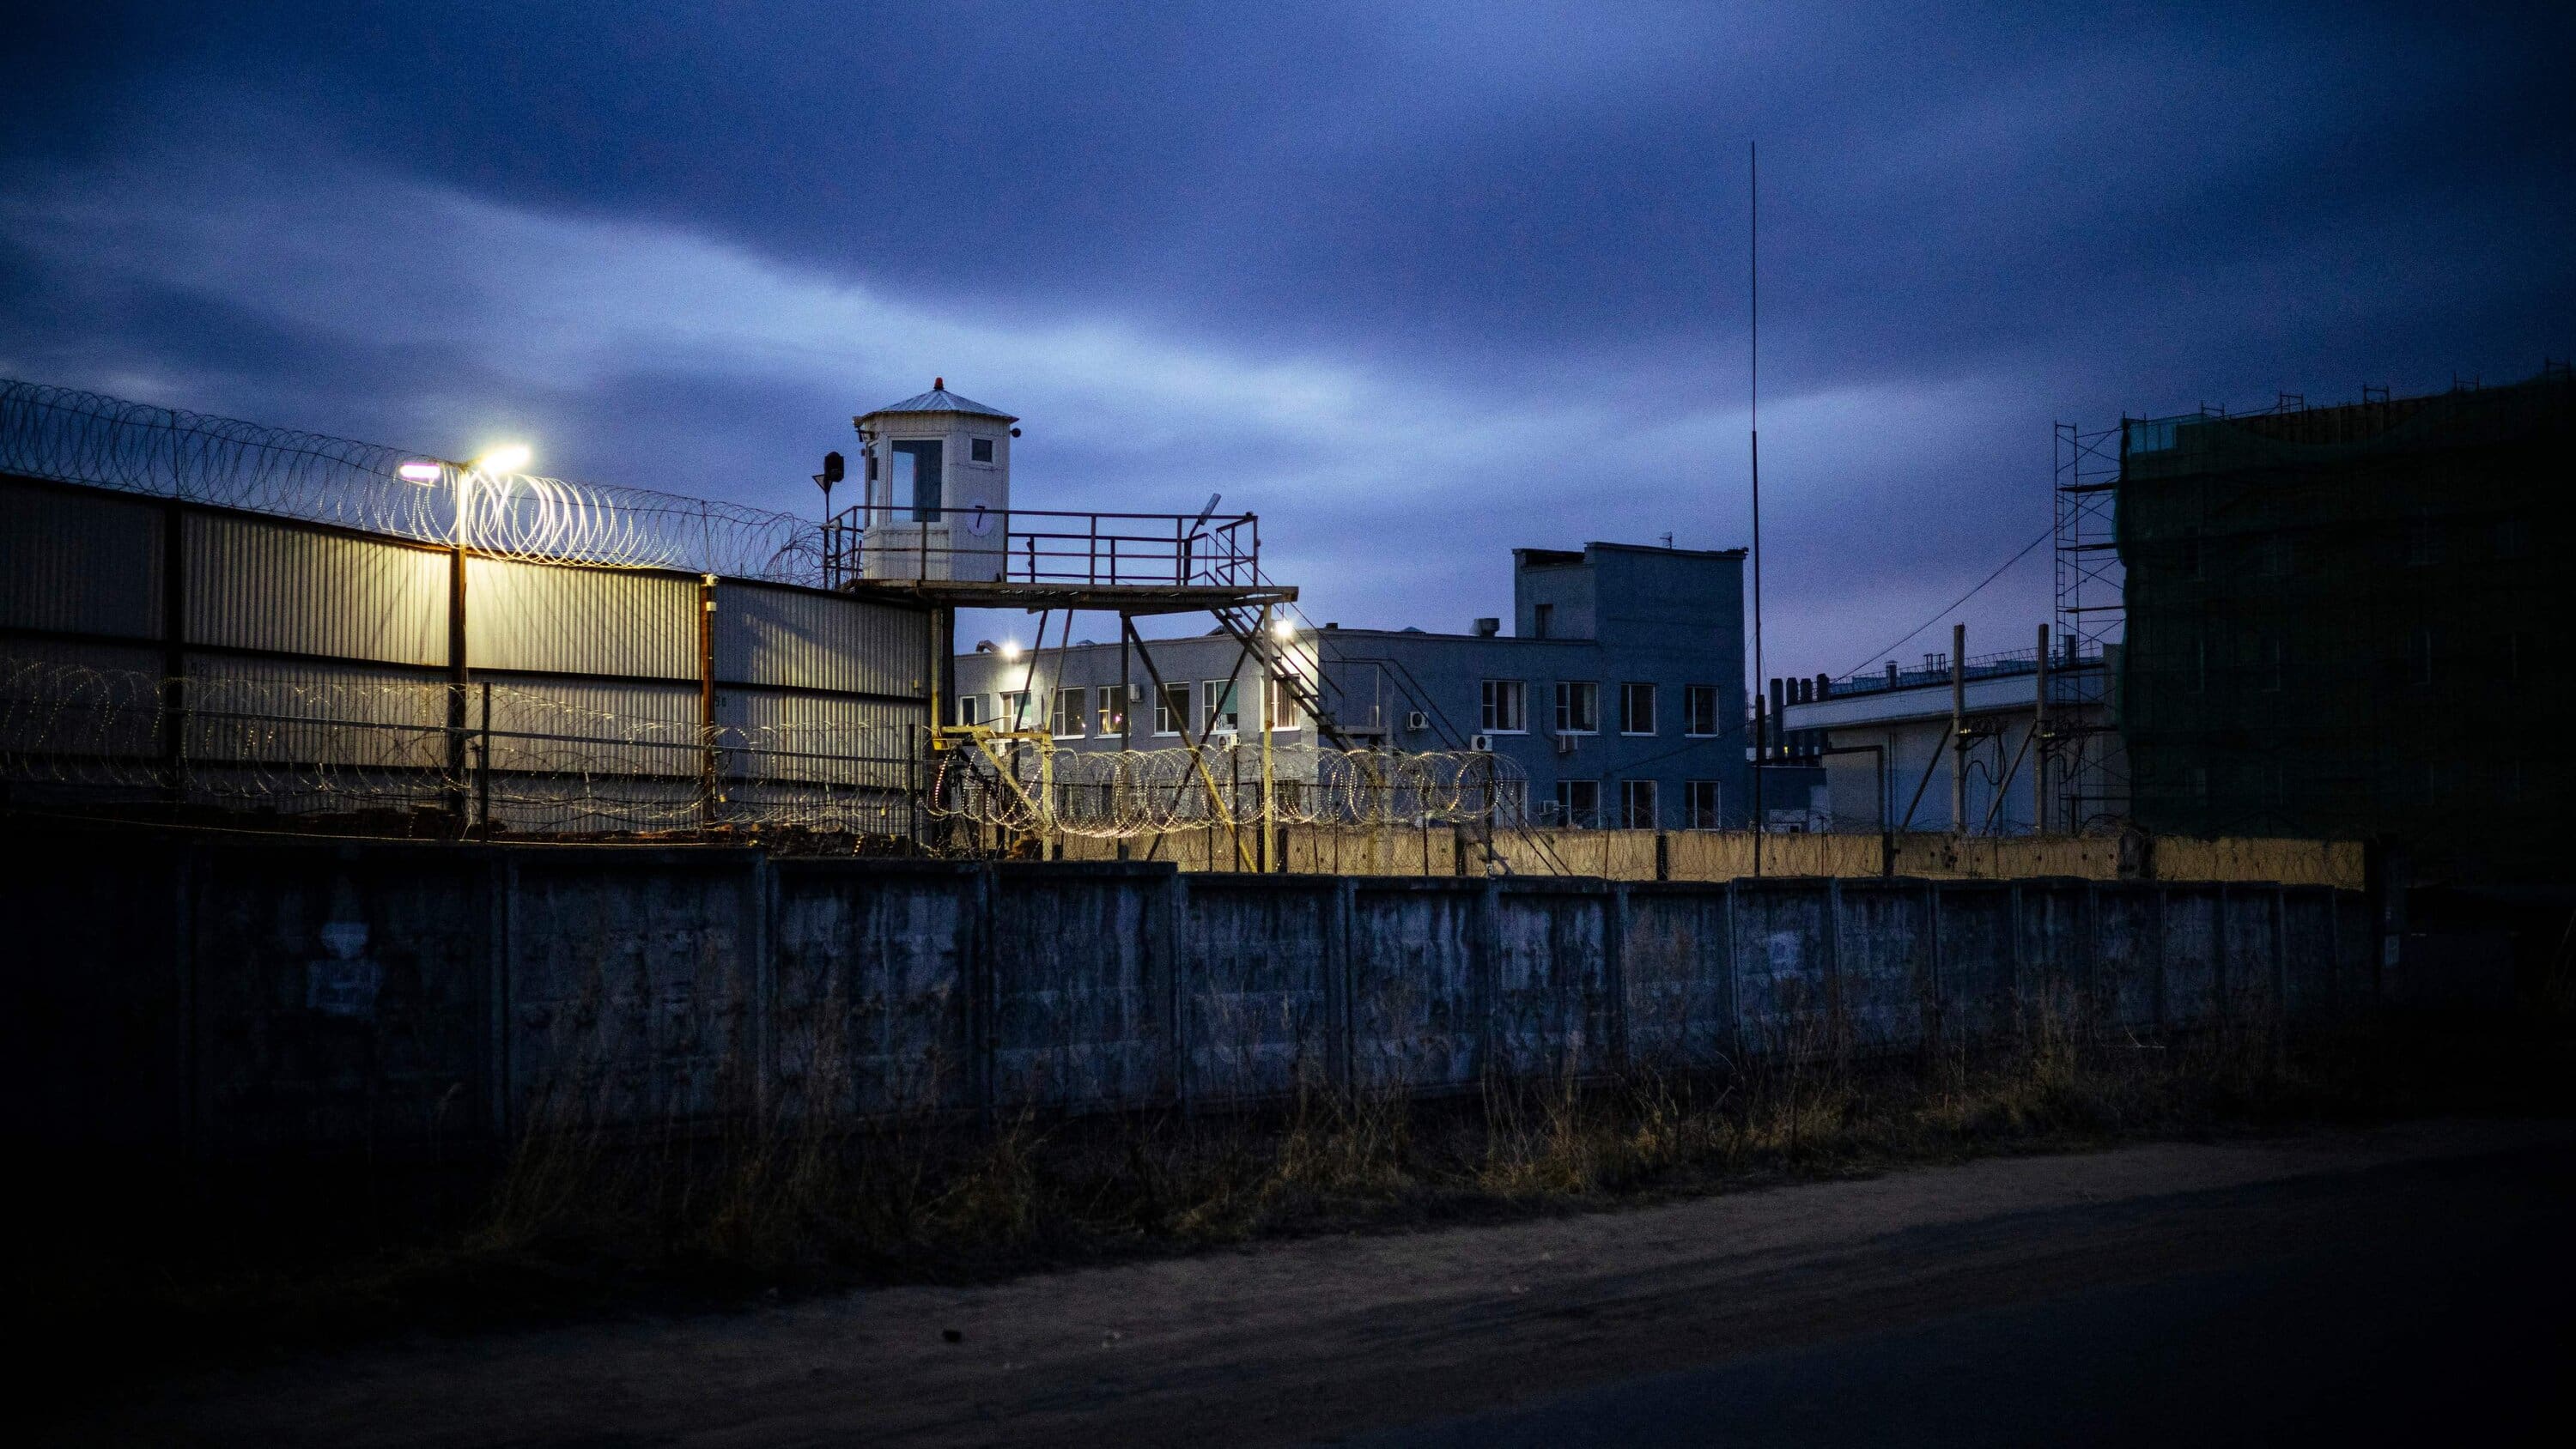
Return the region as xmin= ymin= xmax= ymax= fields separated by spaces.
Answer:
xmin=396 ymin=461 xmax=442 ymax=484
xmin=475 ymin=443 xmax=532 ymax=476
xmin=1271 ymin=617 xmax=1295 ymax=640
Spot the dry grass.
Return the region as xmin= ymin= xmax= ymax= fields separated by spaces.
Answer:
xmin=23 ymin=997 xmax=2575 ymax=1391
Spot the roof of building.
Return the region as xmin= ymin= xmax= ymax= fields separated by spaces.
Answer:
xmin=858 ymin=382 xmax=1018 ymax=424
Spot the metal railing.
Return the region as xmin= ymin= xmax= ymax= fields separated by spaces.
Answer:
xmin=1825 ymin=642 xmax=2110 ymax=699
xmin=822 ymin=501 xmax=1261 ymax=589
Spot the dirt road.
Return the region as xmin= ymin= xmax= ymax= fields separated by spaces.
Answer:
xmin=35 ymin=1120 xmax=2575 ymax=1446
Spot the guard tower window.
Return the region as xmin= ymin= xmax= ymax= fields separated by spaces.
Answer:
xmin=890 ymin=440 xmax=943 ymax=522
xmin=970 ymin=437 xmax=995 ymax=464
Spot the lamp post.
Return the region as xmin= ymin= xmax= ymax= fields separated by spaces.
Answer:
xmin=404 ymin=446 xmax=526 ymax=835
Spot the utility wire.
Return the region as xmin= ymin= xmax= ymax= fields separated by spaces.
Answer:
xmin=1839 ymin=527 xmax=2052 ymax=677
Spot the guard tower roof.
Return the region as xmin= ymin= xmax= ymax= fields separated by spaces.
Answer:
xmin=858 ymin=381 xmax=1018 ymax=425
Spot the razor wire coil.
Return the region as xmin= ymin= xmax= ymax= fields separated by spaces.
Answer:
xmin=0 ymin=379 xmax=826 ymax=582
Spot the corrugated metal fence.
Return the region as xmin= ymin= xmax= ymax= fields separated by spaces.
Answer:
xmin=0 ymin=473 xmax=931 ymax=834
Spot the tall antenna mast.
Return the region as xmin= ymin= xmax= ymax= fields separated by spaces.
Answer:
xmin=1748 ymin=140 xmax=1765 ymax=875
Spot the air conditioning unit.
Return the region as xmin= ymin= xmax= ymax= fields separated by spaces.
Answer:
xmin=1469 ymin=733 xmax=1492 ymax=752
xmin=1406 ymin=711 xmax=1428 ymax=732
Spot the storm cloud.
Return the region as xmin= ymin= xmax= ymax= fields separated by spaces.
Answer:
xmin=4 ymin=1 xmax=2567 ymax=669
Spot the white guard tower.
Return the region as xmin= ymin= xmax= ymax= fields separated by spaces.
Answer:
xmin=854 ymin=380 xmax=1018 ymax=583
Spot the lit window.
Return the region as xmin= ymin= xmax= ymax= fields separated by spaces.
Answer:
xmin=1619 ymin=682 xmax=1656 ymax=736
xmin=1553 ymin=681 xmax=1599 ymax=734
xmin=1050 ymin=687 xmax=1085 ymax=738
xmin=1479 ymin=680 xmax=1527 ymax=733
xmin=1097 ymin=686 xmax=1127 ymax=737
xmin=1266 ymin=676 xmax=1301 ymax=731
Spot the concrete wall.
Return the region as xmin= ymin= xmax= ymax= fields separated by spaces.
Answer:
xmin=1 ymin=824 xmax=2379 ymax=1158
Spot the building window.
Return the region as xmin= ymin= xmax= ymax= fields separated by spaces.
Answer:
xmin=1266 ymin=676 xmax=1301 ymax=731
xmin=1097 ymin=686 xmax=1127 ymax=736
xmin=1685 ymin=780 xmax=1723 ymax=829
xmin=1479 ymin=680 xmax=1527 ymax=733
xmin=1156 ymin=682 xmax=1189 ymax=737
xmin=970 ymin=437 xmax=995 ymax=464
xmin=1619 ymin=779 xmax=1659 ymax=829
xmin=1683 ymin=685 xmax=1722 ymax=737
xmin=1202 ymin=679 xmax=1240 ymax=735
xmin=1554 ymin=681 xmax=1599 ymax=734
xmin=1619 ymin=682 xmax=1656 ymax=736
xmin=1050 ymin=687 xmax=1085 ymax=738
xmin=1533 ymin=603 xmax=1554 ymax=640
xmin=1554 ymin=779 xmax=1601 ymax=829
xmin=956 ymin=693 xmax=981 ymax=727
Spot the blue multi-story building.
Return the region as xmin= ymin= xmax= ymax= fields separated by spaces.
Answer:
xmin=951 ymin=541 xmax=1752 ymax=828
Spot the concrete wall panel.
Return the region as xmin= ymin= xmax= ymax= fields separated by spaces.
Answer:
xmin=1350 ymin=882 xmax=1479 ymax=1091
xmin=1183 ymin=878 xmax=1336 ymax=1101
xmin=506 ymin=856 xmax=759 ymax=1128
xmin=1621 ymin=888 xmax=1734 ymax=1068
xmin=773 ymin=862 xmax=973 ymax=1117
xmin=988 ymin=868 xmax=1169 ymax=1110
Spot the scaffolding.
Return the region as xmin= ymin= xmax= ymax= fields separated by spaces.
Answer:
xmin=2111 ymin=366 xmax=2573 ymax=882
xmin=2046 ymin=419 xmax=2130 ymax=830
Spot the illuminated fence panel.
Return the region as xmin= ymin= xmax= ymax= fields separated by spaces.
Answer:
xmin=188 ymin=513 xmax=450 ymax=668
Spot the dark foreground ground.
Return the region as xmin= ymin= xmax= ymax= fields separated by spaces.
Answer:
xmin=27 ymin=1119 xmax=2573 ymax=1447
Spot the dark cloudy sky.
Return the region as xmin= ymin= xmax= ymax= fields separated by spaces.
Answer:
xmin=5 ymin=3 xmax=2568 ymax=672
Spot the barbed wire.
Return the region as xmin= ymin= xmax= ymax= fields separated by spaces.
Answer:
xmin=0 ymin=379 xmax=827 ymax=582
xmin=930 ymin=736 xmax=1528 ymax=839
xmin=0 ymin=658 xmax=913 ymax=834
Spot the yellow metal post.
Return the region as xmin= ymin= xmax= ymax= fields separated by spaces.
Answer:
xmin=1259 ymin=605 xmax=1277 ymax=872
